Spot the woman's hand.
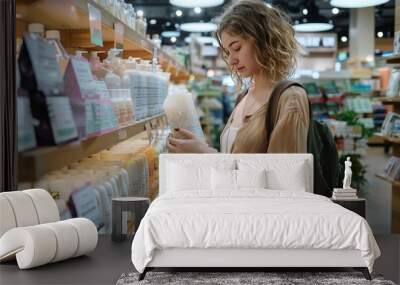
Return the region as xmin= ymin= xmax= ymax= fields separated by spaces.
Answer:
xmin=167 ymin=128 xmax=217 ymax=153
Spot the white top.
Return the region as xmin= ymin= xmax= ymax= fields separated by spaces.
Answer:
xmin=220 ymin=126 xmax=240 ymax=153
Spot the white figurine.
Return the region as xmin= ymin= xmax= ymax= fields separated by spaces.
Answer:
xmin=343 ymin=157 xmax=353 ymax=189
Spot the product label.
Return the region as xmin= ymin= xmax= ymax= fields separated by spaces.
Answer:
xmin=17 ymin=95 xmax=37 ymax=151
xmin=88 ymin=3 xmax=103 ymax=47
xmin=70 ymin=182 xmax=102 ymax=228
xmin=70 ymin=57 xmax=94 ymax=91
xmin=22 ymin=33 xmax=63 ymax=94
xmin=45 ymin=96 xmax=79 ymax=144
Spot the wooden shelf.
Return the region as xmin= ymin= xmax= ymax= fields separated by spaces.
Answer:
xmin=18 ymin=114 xmax=165 ymax=181
xmin=375 ymin=97 xmax=400 ymax=104
xmin=16 ymin=0 xmax=187 ymax=75
xmin=385 ymin=54 xmax=400 ymax=64
xmin=375 ymin=173 xmax=400 ymax=187
xmin=376 ymin=134 xmax=400 ymax=145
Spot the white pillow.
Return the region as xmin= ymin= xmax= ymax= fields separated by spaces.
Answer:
xmin=211 ymin=168 xmax=236 ymax=190
xmin=167 ymin=162 xmax=211 ymax=191
xmin=236 ymin=169 xmax=267 ymax=189
xmin=238 ymin=159 xmax=309 ymax=192
xmin=266 ymin=162 xmax=307 ymax=191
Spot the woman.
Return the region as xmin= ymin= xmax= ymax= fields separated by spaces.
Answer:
xmin=167 ymin=0 xmax=309 ymax=154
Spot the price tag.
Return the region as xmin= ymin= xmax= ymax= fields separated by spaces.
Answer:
xmin=88 ymin=3 xmax=103 ymax=47
xmin=114 ymin=21 xmax=124 ymax=49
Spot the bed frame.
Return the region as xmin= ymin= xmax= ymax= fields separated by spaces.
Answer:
xmin=139 ymin=248 xmax=371 ymax=280
xmin=138 ymin=154 xmax=372 ymax=281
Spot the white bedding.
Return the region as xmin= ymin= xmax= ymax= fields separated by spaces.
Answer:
xmin=131 ymin=190 xmax=380 ymax=273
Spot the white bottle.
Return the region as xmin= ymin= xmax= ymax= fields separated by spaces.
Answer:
xmin=163 ymin=85 xmax=206 ymax=141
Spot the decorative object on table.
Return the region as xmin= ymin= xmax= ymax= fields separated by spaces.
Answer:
xmin=112 ymin=197 xmax=150 ymax=242
xmin=333 ymin=157 xmax=359 ymax=200
xmin=116 ymin=271 xmax=394 ymax=285
xmin=338 ymin=154 xmax=367 ymax=191
xmin=0 ymin=189 xmax=98 ymax=269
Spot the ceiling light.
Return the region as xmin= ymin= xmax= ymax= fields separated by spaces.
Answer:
xmin=137 ymin=10 xmax=144 ymax=17
xmin=176 ymin=10 xmax=183 ymax=17
xmin=170 ymin=0 xmax=224 ymax=8
xmin=166 ymin=22 xmax=171 ymax=27
xmin=161 ymin=31 xmax=181 ymax=38
xmin=294 ymin=23 xmax=334 ymax=32
xmin=195 ymin=36 xmax=219 ymax=46
xmin=194 ymin=7 xmax=202 ymax=14
xmin=170 ymin=37 xmax=177 ymax=43
xmin=294 ymin=2 xmax=333 ymax=33
xmin=149 ymin=19 xmax=157 ymax=25
xmin=332 ymin=7 xmax=339 ymax=14
xmin=377 ymin=31 xmax=384 ymax=38
xmin=340 ymin=36 xmax=348 ymax=42
xmin=180 ymin=22 xmax=217 ymax=32
xmin=330 ymin=0 xmax=390 ymax=8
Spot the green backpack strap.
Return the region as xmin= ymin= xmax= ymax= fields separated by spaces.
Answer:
xmin=266 ymin=80 xmax=306 ymax=150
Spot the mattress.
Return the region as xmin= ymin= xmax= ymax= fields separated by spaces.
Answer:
xmin=131 ymin=190 xmax=380 ymax=273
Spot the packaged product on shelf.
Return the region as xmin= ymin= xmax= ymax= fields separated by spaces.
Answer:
xmin=45 ymin=30 xmax=69 ymax=76
xmin=17 ymin=95 xmax=37 ymax=152
xmin=69 ymin=182 xmax=103 ymax=229
xmin=122 ymin=58 xmax=148 ymax=120
xmin=64 ymin=51 xmax=118 ymax=138
xmin=90 ymin=51 xmax=108 ymax=79
xmin=387 ymin=69 xmax=400 ymax=98
xmin=163 ymin=85 xmax=206 ymax=141
xmin=18 ymin=32 xmax=78 ymax=146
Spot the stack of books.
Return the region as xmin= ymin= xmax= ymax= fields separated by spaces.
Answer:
xmin=332 ymin=188 xmax=358 ymax=200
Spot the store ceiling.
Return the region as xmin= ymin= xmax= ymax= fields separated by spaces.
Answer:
xmin=128 ymin=0 xmax=396 ymax=46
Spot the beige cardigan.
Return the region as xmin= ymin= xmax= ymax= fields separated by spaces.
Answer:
xmin=220 ymin=86 xmax=310 ymax=153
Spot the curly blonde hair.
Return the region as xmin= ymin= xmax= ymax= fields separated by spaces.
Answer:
xmin=215 ymin=0 xmax=298 ymax=88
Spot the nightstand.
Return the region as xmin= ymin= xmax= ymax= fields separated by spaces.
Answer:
xmin=331 ymin=198 xmax=366 ymax=218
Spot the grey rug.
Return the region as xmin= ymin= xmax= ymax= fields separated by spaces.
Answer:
xmin=116 ymin=271 xmax=396 ymax=285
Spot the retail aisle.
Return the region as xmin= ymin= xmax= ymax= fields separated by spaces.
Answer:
xmin=362 ymin=146 xmax=392 ymax=234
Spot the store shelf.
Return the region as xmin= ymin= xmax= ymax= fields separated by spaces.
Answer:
xmin=385 ymin=54 xmax=400 ymax=64
xmin=375 ymin=173 xmax=400 ymax=187
xmin=376 ymin=133 xmax=400 ymax=144
xmin=18 ymin=114 xmax=165 ymax=181
xmin=375 ymin=97 xmax=400 ymax=104
xmin=16 ymin=0 xmax=187 ymax=75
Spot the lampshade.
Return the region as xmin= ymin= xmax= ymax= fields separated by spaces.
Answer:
xmin=294 ymin=23 xmax=334 ymax=32
xmin=170 ymin=0 xmax=224 ymax=8
xmin=180 ymin=22 xmax=217 ymax=32
xmin=330 ymin=0 xmax=390 ymax=8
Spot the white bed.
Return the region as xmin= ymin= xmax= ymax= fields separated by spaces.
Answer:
xmin=131 ymin=154 xmax=380 ymax=281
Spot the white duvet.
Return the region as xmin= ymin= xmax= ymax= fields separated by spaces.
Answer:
xmin=131 ymin=190 xmax=380 ymax=273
